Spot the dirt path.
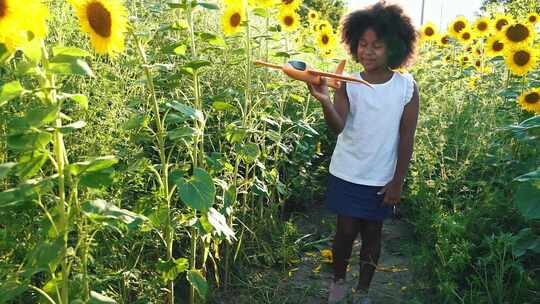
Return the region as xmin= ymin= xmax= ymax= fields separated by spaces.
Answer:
xmin=212 ymin=203 xmax=415 ymax=304
xmin=283 ymin=204 xmax=414 ymax=303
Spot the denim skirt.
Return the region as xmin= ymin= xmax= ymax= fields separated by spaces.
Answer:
xmin=324 ymin=174 xmax=392 ymax=221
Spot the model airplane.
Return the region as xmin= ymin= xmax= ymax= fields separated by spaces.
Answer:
xmin=253 ymin=59 xmax=373 ymax=89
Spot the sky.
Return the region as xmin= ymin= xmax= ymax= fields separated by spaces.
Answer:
xmin=347 ymin=0 xmax=484 ymax=29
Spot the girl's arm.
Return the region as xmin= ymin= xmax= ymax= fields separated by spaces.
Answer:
xmin=307 ymin=78 xmax=349 ymax=135
xmin=380 ymin=83 xmax=420 ymax=205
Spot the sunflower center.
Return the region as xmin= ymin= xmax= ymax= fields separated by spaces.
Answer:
xmin=425 ymin=27 xmax=434 ymax=36
xmin=525 ymin=92 xmax=540 ymax=104
xmin=441 ymin=36 xmax=449 ymax=44
xmin=506 ymin=24 xmax=529 ymax=42
xmin=284 ymin=15 xmax=293 ymax=26
xmin=529 ymin=15 xmax=537 ymax=23
xmin=0 ymin=0 xmax=6 ymax=18
xmin=230 ymin=12 xmax=241 ymax=27
xmin=453 ymin=21 xmax=466 ymax=33
xmin=310 ymin=13 xmax=315 ymax=18
xmin=462 ymin=32 xmax=471 ymax=40
xmin=475 ymin=60 xmax=481 ymax=67
xmin=87 ymin=2 xmax=112 ymax=38
xmin=493 ymin=41 xmax=503 ymax=52
xmin=496 ymin=19 xmax=508 ymax=30
xmin=478 ymin=22 xmax=487 ymax=31
xmin=322 ymin=34 xmax=329 ymax=44
xmin=513 ymin=50 xmax=530 ymax=66
xmin=282 ymin=0 xmax=293 ymax=4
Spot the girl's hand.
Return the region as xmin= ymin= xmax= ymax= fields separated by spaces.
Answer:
xmin=377 ymin=179 xmax=404 ymax=206
xmin=307 ymin=77 xmax=330 ymax=103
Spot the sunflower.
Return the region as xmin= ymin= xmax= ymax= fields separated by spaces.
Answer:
xmin=0 ymin=0 xmax=48 ymax=50
xmin=459 ymin=53 xmax=472 ymax=66
xmin=317 ymin=19 xmax=331 ymax=32
xmin=437 ymin=34 xmax=451 ymax=47
xmin=316 ymin=28 xmax=335 ymax=50
xmin=526 ymin=12 xmax=539 ymax=25
xmin=278 ymin=8 xmax=299 ymax=32
xmin=504 ymin=45 xmax=538 ymax=76
xmin=448 ymin=16 xmax=469 ymax=38
xmin=493 ymin=13 xmax=512 ymax=32
xmin=279 ymin=0 xmax=301 ymax=10
xmin=221 ymin=3 xmax=245 ymax=36
xmin=320 ymin=48 xmax=334 ymax=59
xmin=517 ymin=88 xmax=540 ymax=114
xmin=420 ymin=22 xmax=437 ymax=41
xmin=458 ymin=30 xmax=474 ymax=44
xmin=443 ymin=53 xmax=454 ymax=64
xmin=72 ymin=0 xmax=127 ymax=56
xmin=307 ymin=9 xmax=319 ymax=23
xmin=472 ymin=17 xmax=491 ymax=37
xmin=501 ymin=22 xmax=535 ymax=46
xmin=485 ymin=34 xmax=505 ymax=57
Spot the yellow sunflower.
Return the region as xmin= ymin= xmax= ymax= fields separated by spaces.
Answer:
xmin=504 ymin=45 xmax=538 ymax=76
xmin=517 ymin=88 xmax=540 ymax=114
xmin=72 ymin=0 xmax=127 ymax=56
xmin=472 ymin=17 xmax=491 ymax=37
xmin=420 ymin=22 xmax=437 ymax=41
xmin=458 ymin=30 xmax=474 ymax=44
xmin=320 ymin=48 xmax=335 ymax=59
xmin=437 ymin=34 xmax=451 ymax=47
xmin=221 ymin=3 xmax=245 ymax=36
xmin=0 ymin=0 xmax=48 ymax=50
xmin=307 ymin=9 xmax=319 ymax=23
xmin=485 ymin=34 xmax=506 ymax=57
xmin=501 ymin=22 xmax=535 ymax=46
xmin=448 ymin=16 xmax=469 ymax=38
xmin=316 ymin=28 xmax=335 ymax=50
xmin=459 ymin=53 xmax=472 ymax=66
xmin=279 ymin=0 xmax=301 ymax=10
xmin=493 ymin=13 xmax=513 ymax=32
xmin=443 ymin=53 xmax=454 ymax=64
xmin=526 ymin=12 xmax=539 ymax=26
xmin=317 ymin=20 xmax=331 ymax=32
xmin=278 ymin=8 xmax=300 ymax=32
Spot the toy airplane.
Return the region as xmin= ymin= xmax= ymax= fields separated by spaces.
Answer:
xmin=253 ymin=59 xmax=373 ymax=89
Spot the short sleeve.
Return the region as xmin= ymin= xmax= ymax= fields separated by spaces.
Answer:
xmin=402 ymin=73 xmax=416 ymax=106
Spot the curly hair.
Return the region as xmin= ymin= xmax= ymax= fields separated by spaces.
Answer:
xmin=341 ymin=1 xmax=418 ymax=69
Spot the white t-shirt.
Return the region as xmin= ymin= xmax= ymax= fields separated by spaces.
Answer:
xmin=329 ymin=71 xmax=416 ymax=186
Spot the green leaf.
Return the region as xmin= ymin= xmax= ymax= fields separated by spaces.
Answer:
xmin=197 ymin=2 xmax=219 ymax=10
xmin=253 ymin=8 xmax=269 ymax=17
xmin=187 ymin=269 xmax=208 ymax=299
xmin=207 ymin=207 xmax=235 ymax=241
xmin=224 ymin=185 xmax=236 ymax=208
xmin=515 ymin=182 xmax=540 ymax=220
xmin=162 ymin=42 xmax=187 ymax=55
xmin=157 ymin=258 xmax=189 ymax=282
xmin=236 ymin=143 xmax=259 ymax=163
xmin=515 ymin=169 xmax=540 ymax=182
xmin=89 ymin=291 xmax=117 ymax=304
xmin=0 ymin=176 xmax=55 ymax=208
xmin=0 ymin=162 xmax=16 ymax=180
xmin=81 ymin=199 xmax=148 ymax=230
xmin=184 ymin=60 xmax=212 ymax=70
xmin=273 ymin=51 xmax=291 ymax=58
xmin=15 ymin=150 xmax=48 ymax=179
xmin=59 ymin=121 xmax=86 ymax=134
xmin=178 ymin=168 xmax=215 ymax=211
xmin=165 ymin=101 xmax=204 ymax=122
xmin=167 ymin=127 xmax=201 ymax=140
xmin=22 ymin=237 xmax=64 ymax=277
xmin=0 ymin=81 xmax=25 ymax=107
xmin=49 ymin=55 xmax=94 ymax=77
xmin=197 ymin=32 xmax=226 ymax=47
xmin=212 ymin=101 xmax=235 ymax=111
xmin=80 ymin=169 xmax=115 ymax=188
xmin=0 ymin=280 xmax=27 ymax=303
xmin=513 ymin=228 xmax=540 ymax=257
xmin=124 ymin=113 xmax=148 ymax=130
xmin=52 ymin=47 xmax=92 ymax=58
xmin=68 ymin=156 xmax=118 ymax=176
xmin=7 ymin=131 xmax=52 ymax=151
xmin=25 ymin=103 xmax=59 ymax=127
xmin=61 ymin=93 xmax=89 ymax=109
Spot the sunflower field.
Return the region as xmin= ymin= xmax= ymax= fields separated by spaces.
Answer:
xmin=0 ymin=0 xmax=539 ymax=303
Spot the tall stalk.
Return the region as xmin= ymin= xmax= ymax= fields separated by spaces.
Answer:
xmin=131 ymin=31 xmax=174 ymax=304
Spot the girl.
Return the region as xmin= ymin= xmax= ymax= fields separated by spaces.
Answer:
xmin=307 ymin=2 xmax=419 ymax=303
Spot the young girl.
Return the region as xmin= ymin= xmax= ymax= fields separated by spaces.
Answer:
xmin=307 ymin=2 xmax=419 ymax=303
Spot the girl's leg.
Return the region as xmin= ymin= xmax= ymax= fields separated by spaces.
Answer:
xmin=356 ymin=219 xmax=383 ymax=292
xmin=332 ymin=215 xmax=361 ymax=281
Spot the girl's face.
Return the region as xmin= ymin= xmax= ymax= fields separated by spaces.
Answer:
xmin=356 ymin=28 xmax=389 ymax=72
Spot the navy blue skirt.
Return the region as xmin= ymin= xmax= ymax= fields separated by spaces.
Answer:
xmin=324 ymin=174 xmax=392 ymax=221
